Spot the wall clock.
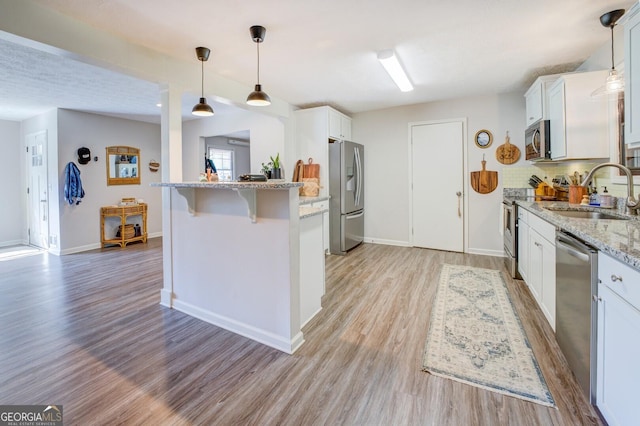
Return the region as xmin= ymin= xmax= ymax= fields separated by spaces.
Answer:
xmin=475 ymin=129 xmax=493 ymax=148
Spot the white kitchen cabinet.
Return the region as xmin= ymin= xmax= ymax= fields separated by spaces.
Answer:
xmin=524 ymin=74 xmax=561 ymax=127
xmin=329 ymin=108 xmax=352 ymax=140
xmin=548 ymin=70 xmax=610 ymax=160
xmin=299 ymin=213 xmax=325 ymax=327
xmin=305 ymin=199 xmax=329 ymax=253
xmin=295 ymin=106 xmax=352 ymax=204
xmin=518 ymin=210 xmax=556 ymax=330
xmin=517 ymin=208 xmax=529 ymax=282
xmin=625 ymin=4 xmax=640 ymax=147
xmin=596 ymin=252 xmax=640 ymax=426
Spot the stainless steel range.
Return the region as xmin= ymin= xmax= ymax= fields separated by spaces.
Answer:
xmin=503 ymin=199 xmax=520 ymax=279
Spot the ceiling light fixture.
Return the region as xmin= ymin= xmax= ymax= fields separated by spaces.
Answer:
xmin=246 ymin=25 xmax=271 ymax=106
xmin=592 ymin=9 xmax=626 ymax=97
xmin=377 ymin=50 xmax=413 ymax=92
xmin=192 ymin=46 xmax=214 ymax=116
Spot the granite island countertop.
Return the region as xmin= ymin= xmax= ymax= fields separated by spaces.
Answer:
xmin=151 ymin=181 xmax=303 ymax=189
xmin=516 ymin=200 xmax=640 ymax=271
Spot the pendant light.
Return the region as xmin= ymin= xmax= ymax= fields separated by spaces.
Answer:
xmin=246 ymin=25 xmax=271 ymax=106
xmin=192 ymin=46 xmax=214 ymax=116
xmin=591 ymin=9 xmax=626 ymax=97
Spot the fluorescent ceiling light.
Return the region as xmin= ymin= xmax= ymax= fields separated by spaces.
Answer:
xmin=377 ymin=50 xmax=413 ymax=92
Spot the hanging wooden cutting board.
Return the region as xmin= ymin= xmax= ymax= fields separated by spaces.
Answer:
xmin=495 ymin=132 xmax=521 ymax=165
xmin=470 ymin=160 xmax=498 ymax=194
xmin=303 ymin=158 xmax=320 ymax=179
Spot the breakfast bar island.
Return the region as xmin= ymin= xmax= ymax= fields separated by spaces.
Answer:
xmin=152 ymin=181 xmax=323 ymax=354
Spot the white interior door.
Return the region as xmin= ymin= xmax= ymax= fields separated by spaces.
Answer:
xmin=26 ymin=131 xmax=49 ymax=249
xmin=411 ymin=121 xmax=464 ymax=252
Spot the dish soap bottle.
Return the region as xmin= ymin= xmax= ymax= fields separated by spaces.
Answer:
xmin=600 ymin=186 xmax=613 ymax=208
xmin=589 ymin=187 xmax=600 ymax=206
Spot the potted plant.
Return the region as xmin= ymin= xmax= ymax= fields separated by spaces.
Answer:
xmin=270 ymin=153 xmax=282 ymax=179
xmin=261 ymin=161 xmax=272 ymax=179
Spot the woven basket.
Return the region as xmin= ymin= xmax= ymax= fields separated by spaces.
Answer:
xmin=117 ymin=224 xmax=136 ymax=239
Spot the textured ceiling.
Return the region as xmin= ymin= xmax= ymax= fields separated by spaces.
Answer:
xmin=0 ymin=0 xmax=637 ymax=123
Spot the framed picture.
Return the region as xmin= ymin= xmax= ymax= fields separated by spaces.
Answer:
xmin=475 ymin=129 xmax=493 ymax=148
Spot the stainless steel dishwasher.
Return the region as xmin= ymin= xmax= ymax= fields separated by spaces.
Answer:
xmin=555 ymin=231 xmax=598 ymax=405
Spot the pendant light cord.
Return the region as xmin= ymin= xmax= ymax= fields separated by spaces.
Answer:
xmin=201 ymin=58 xmax=205 ymax=96
xmin=256 ymin=42 xmax=261 ymax=84
xmin=610 ymin=25 xmax=615 ymax=70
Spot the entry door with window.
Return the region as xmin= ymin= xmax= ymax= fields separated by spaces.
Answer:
xmin=411 ymin=120 xmax=464 ymax=252
xmin=26 ymin=131 xmax=49 ymax=249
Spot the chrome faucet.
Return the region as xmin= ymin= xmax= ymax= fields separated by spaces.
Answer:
xmin=581 ymin=163 xmax=640 ymax=214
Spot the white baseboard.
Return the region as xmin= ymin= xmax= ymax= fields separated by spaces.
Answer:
xmin=466 ymin=247 xmax=505 ymax=257
xmin=363 ymin=237 xmax=411 ymax=247
xmin=172 ymin=299 xmax=304 ymax=354
xmin=59 ymin=242 xmax=101 ymax=255
xmin=148 ymin=232 xmax=163 ymax=239
xmin=0 ymin=239 xmax=27 ymax=248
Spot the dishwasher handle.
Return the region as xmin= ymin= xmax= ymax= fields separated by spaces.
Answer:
xmin=556 ymin=234 xmax=592 ymax=263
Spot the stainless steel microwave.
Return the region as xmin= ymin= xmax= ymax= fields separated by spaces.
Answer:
xmin=525 ymin=119 xmax=551 ymax=161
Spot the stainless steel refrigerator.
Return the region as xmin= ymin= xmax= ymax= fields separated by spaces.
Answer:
xmin=329 ymin=140 xmax=364 ymax=255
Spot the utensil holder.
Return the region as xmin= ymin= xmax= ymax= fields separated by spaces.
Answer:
xmin=569 ymin=185 xmax=587 ymax=204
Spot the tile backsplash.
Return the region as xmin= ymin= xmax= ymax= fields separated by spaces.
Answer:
xmin=503 ymin=161 xmax=603 ymax=188
xmin=502 ymin=161 xmax=640 ymax=198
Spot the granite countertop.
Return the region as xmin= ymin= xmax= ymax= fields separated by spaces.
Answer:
xmin=299 ymin=206 xmax=327 ymax=219
xmin=516 ymin=200 xmax=640 ymax=271
xmin=299 ymin=195 xmax=330 ymax=205
xmin=151 ymin=181 xmax=303 ymax=189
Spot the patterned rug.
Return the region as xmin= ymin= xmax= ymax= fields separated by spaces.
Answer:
xmin=422 ymin=264 xmax=555 ymax=407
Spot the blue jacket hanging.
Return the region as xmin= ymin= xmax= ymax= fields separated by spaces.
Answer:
xmin=64 ymin=161 xmax=85 ymax=205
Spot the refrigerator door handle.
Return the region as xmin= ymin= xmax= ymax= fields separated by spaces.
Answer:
xmin=355 ymin=147 xmax=362 ymax=206
xmin=346 ymin=211 xmax=364 ymax=219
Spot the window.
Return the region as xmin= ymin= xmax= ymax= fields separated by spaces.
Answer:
xmin=208 ymin=148 xmax=234 ymax=181
xmin=618 ymin=94 xmax=640 ymax=175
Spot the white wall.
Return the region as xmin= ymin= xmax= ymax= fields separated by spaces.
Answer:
xmin=183 ymin=109 xmax=293 ymax=182
xmin=352 ymin=92 xmax=526 ymax=256
xmin=0 ymin=119 xmax=23 ymax=246
xmin=204 ymin=136 xmax=251 ymax=179
xmin=56 ymin=109 xmax=162 ymax=253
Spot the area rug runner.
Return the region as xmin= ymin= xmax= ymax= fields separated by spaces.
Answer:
xmin=422 ymin=264 xmax=555 ymax=407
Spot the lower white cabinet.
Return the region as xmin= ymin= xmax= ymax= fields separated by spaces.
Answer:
xmin=299 ymin=213 xmax=325 ymax=327
xmin=517 ymin=208 xmax=529 ymax=282
xmin=518 ymin=209 xmax=556 ymax=330
xmin=529 ymin=228 xmax=556 ymax=330
xmin=596 ymin=253 xmax=640 ymax=425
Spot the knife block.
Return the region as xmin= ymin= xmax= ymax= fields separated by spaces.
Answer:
xmin=535 ymin=182 xmax=555 ymax=200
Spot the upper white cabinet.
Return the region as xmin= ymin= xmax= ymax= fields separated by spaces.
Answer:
xmin=548 ymin=70 xmax=610 ymax=160
xmin=596 ymin=252 xmax=640 ymax=426
xmin=524 ymin=75 xmax=561 ymax=127
xmin=625 ymin=5 xmax=640 ymax=147
xmin=328 ymin=108 xmax=352 ymax=140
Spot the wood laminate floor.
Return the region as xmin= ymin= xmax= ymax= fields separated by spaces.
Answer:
xmin=0 ymin=239 xmax=601 ymax=425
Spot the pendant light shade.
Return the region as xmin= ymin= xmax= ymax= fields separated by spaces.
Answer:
xmin=592 ymin=9 xmax=626 ymax=97
xmin=247 ymin=25 xmax=271 ymax=106
xmin=192 ymin=46 xmax=214 ymax=116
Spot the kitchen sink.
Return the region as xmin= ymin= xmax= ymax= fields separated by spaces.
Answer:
xmin=544 ymin=208 xmax=629 ymax=220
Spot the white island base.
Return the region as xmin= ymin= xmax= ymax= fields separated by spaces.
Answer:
xmin=153 ymin=181 xmax=321 ymax=354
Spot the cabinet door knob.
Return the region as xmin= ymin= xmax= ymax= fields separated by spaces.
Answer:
xmin=610 ymin=274 xmax=623 ymax=282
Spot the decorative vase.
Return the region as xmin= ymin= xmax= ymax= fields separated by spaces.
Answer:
xmin=271 ymin=168 xmax=282 ymax=179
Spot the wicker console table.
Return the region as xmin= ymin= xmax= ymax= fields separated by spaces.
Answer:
xmin=100 ymin=203 xmax=147 ymax=248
